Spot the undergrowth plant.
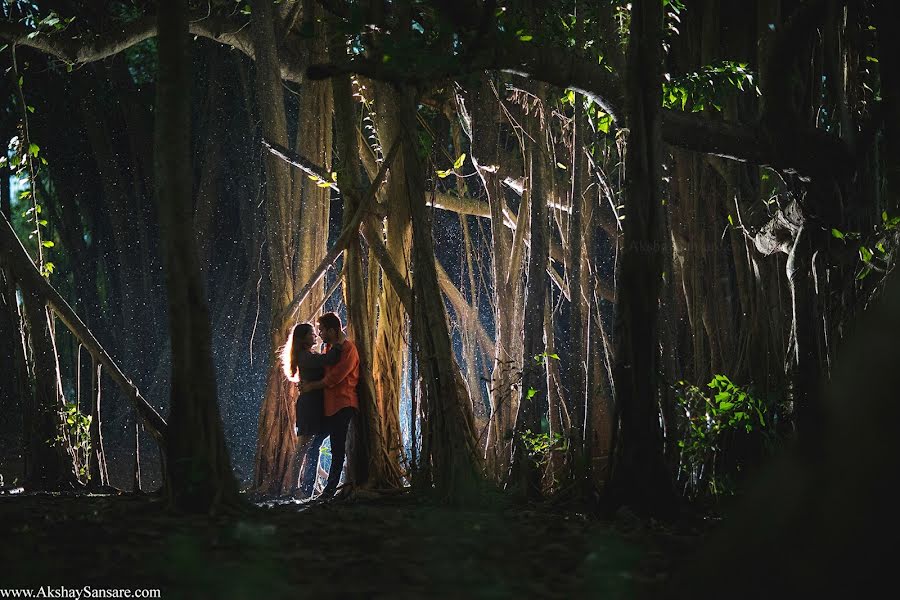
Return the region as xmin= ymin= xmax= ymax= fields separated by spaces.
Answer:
xmin=673 ymin=374 xmax=774 ymax=500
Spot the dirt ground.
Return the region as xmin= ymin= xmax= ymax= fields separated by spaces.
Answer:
xmin=0 ymin=490 xmax=707 ymax=599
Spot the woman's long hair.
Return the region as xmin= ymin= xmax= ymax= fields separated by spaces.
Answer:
xmin=282 ymin=323 xmax=314 ymax=383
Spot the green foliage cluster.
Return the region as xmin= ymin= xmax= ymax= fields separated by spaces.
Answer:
xmin=663 ymin=61 xmax=760 ymax=112
xmin=58 ymin=402 xmax=92 ymax=481
xmin=17 ymin=8 xmax=75 ymax=34
xmin=674 ymin=374 xmax=772 ymax=499
xmin=4 ymin=129 xmax=56 ymax=277
xmin=832 ymin=211 xmax=900 ymax=281
xmin=519 ymin=430 xmax=567 ymax=469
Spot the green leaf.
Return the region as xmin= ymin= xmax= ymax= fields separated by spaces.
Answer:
xmin=865 ymin=55 xmax=879 ymax=63
xmin=453 ymin=153 xmax=466 ymax=169
xmin=727 ymin=214 xmax=734 ymax=226
xmin=436 ymin=169 xmax=451 ymax=179
xmin=859 ymin=246 xmax=873 ymax=262
xmin=519 ymin=34 xmax=533 ymax=42
xmin=831 ymin=228 xmax=844 ymax=240
xmin=883 ymin=211 xmax=889 ymax=223
xmin=27 ymin=105 xmax=35 ymax=113
xmin=526 ymin=388 xmax=537 ymax=400
xmin=596 ymin=112 xmax=611 ymax=134
xmin=28 ymin=143 xmax=40 ymax=157
xmin=42 ymin=240 xmax=54 ymax=248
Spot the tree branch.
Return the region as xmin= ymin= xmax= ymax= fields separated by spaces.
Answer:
xmin=0 ymin=15 xmax=307 ymax=82
xmin=308 ymin=41 xmax=624 ymax=121
xmin=0 ymin=213 xmax=167 ymax=445
xmin=263 ymin=139 xmax=337 ymax=192
xmin=434 ymin=258 xmax=496 ymax=358
xmin=660 ymin=111 xmax=854 ymax=178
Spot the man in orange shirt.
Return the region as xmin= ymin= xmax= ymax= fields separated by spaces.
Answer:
xmin=299 ymin=312 xmax=359 ymax=499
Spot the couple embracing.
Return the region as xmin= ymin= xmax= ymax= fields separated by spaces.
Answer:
xmin=285 ymin=312 xmax=359 ymax=500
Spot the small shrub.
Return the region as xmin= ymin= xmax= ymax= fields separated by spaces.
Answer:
xmin=673 ymin=374 xmax=773 ymax=500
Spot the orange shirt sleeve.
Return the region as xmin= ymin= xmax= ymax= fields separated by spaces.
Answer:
xmin=322 ymin=342 xmax=359 ymax=388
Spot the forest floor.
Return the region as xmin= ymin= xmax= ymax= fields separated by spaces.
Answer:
xmin=0 ymin=489 xmax=711 ymax=599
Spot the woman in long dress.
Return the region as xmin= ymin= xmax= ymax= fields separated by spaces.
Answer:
xmin=283 ymin=322 xmax=342 ymax=497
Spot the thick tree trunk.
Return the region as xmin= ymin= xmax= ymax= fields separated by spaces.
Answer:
xmin=331 ymin=66 xmax=400 ymax=489
xmin=156 ymin=0 xmax=240 ymax=513
xmin=251 ymin=0 xmax=300 ymax=496
xmin=290 ymin=1 xmax=335 ymax=491
xmin=568 ymin=101 xmax=590 ymax=492
xmin=370 ymin=82 xmax=413 ymax=478
xmin=464 ymin=78 xmax=526 ymax=480
xmin=291 ymin=0 xmax=333 ymax=321
xmin=607 ymin=0 xmax=678 ymax=517
xmin=399 ymin=88 xmax=480 ymax=500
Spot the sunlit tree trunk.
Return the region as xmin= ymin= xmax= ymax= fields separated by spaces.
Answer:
xmin=250 ymin=0 xmax=300 ymax=496
xmin=399 ymin=87 xmax=480 ymax=500
xmin=292 ymin=1 xmax=333 ymax=323
xmin=371 ymin=82 xmax=413 ymax=476
xmin=290 ymin=0 xmax=334 ymax=491
xmin=331 ymin=64 xmax=400 ymax=489
xmin=464 ymin=78 xmax=526 ymax=480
